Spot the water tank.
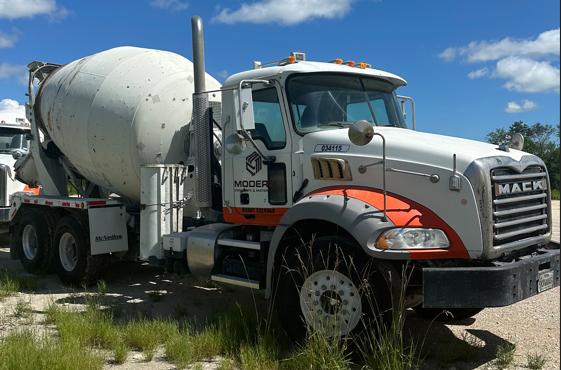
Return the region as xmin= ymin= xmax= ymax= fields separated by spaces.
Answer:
xmin=35 ymin=46 xmax=221 ymax=202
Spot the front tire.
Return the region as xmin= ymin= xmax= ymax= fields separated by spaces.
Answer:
xmin=412 ymin=305 xmax=484 ymax=321
xmin=275 ymin=236 xmax=396 ymax=342
xmin=16 ymin=209 xmax=56 ymax=274
xmin=53 ymin=215 xmax=109 ymax=286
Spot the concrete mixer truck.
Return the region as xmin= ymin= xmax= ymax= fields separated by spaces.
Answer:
xmin=8 ymin=16 xmax=559 ymax=341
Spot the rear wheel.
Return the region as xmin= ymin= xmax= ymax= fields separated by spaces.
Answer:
xmin=16 ymin=209 xmax=56 ymax=274
xmin=53 ymin=215 xmax=109 ymax=286
xmin=412 ymin=305 xmax=484 ymax=321
xmin=275 ymin=236 xmax=396 ymax=342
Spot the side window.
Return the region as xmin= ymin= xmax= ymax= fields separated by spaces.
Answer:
xmin=249 ymin=87 xmax=286 ymax=150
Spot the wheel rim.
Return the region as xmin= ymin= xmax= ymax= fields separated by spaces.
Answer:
xmin=299 ymin=270 xmax=362 ymax=336
xmin=22 ymin=224 xmax=38 ymax=260
xmin=59 ymin=232 xmax=78 ymax=272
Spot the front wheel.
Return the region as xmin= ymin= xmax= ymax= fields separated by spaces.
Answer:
xmin=53 ymin=215 xmax=109 ymax=286
xmin=275 ymin=236 xmax=396 ymax=342
xmin=412 ymin=305 xmax=484 ymax=321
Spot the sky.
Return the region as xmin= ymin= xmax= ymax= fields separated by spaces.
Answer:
xmin=0 ymin=0 xmax=559 ymax=143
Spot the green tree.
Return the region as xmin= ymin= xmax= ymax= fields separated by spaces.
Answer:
xmin=485 ymin=121 xmax=560 ymax=192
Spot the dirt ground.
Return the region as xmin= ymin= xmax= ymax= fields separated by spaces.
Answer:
xmin=0 ymin=201 xmax=559 ymax=370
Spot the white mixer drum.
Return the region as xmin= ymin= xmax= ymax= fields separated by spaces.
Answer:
xmin=35 ymin=46 xmax=221 ymax=202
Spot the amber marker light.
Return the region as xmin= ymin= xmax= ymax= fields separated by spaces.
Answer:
xmin=335 ymin=59 xmax=343 ymax=64
xmin=288 ymin=56 xmax=296 ymax=63
xmin=376 ymin=235 xmax=389 ymax=249
xmin=81 ymin=202 xmax=85 ymax=209
xmin=348 ymin=60 xmax=355 ymax=67
xmin=360 ymin=62 xmax=367 ymax=69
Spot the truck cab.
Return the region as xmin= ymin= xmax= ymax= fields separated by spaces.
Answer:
xmin=0 ymin=118 xmax=37 ymax=222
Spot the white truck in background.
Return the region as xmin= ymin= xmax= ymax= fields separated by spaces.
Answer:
xmin=0 ymin=111 xmax=39 ymax=223
xmin=9 ymin=16 xmax=560 ymax=341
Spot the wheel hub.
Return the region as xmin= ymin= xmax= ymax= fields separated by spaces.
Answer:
xmin=59 ymin=233 xmax=78 ymax=272
xmin=299 ymin=270 xmax=362 ymax=336
xmin=22 ymin=224 xmax=38 ymax=260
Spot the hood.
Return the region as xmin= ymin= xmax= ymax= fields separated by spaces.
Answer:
xmin=301 ymin=127 xmax=530 ymax=173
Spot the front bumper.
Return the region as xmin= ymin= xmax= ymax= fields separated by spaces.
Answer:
xmin=422 ymin=241 xmax=560 ymax=308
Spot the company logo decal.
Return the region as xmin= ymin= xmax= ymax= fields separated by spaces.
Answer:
xmin=95 ymin=234 xmax=123 ymax=242
xmin=246 ymin=151 xmax=262 ymax=176
xmin=495 ymin=180 xmax=545 ymax=195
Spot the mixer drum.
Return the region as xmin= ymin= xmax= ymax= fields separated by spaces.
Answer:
xmin=35 ymin=46 xmax=221 ymax=202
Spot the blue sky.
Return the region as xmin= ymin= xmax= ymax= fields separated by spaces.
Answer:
xmin=0 ymin=0 xmax=559 ymax=142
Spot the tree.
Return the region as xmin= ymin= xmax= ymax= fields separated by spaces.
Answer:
xmin=486 ymin=121 xmax=560 ymax=192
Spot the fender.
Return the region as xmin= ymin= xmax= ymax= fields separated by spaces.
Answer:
xmin=265 ymin=186 xmax=469 ymax=298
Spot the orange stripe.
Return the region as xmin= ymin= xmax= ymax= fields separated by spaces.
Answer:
xmin=23 ymin=185 xmax=40 ymax=195
xmin=223 ymin=207 xmax=289 ymax=226
xmin=307 ymin=186 xmax=469 ymax=259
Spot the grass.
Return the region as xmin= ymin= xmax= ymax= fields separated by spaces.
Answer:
xmin=0 ymin=329 xmax=104 ymax=370
xmin=12 ymin=297 xmax=33 ymax=319
xmin=495 ymin=341 xmax=516 ymax=369
xmin=0 ymin=269 xmax=40 ymax=299
xmin=2 ymin=240 xmax=430 ymax=370
xmin=551 ymin=189 xmax=560 ymax=200
xmin=526 ymin=353 xmax=547 ymax=370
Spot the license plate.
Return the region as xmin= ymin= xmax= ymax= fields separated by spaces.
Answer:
xmin=538 ymin=271 xmax=554 ymax=293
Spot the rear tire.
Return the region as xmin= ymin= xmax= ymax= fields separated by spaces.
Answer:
xmin=53 ymin=215 xmax=109 ymax=286
xmin=412 ymin=305 xmax=484 ymax=321
xmin=16 ymin=209 xmax=56 ymax=274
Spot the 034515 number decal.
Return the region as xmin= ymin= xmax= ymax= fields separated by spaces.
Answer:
xmin=314 ymin=144 xmax=350 ymax=153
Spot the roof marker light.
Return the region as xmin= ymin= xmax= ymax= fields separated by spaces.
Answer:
xmin=288 ymin=56 xmax=296 ymax=63
xmin=347 ymin=61 xmax=355 ymax=67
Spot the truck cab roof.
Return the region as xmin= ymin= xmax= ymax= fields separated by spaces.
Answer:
xmin=222 ymin=60 xmax=407 ymax=90
xmin=0 ymin=123 xmax=31 ymax=131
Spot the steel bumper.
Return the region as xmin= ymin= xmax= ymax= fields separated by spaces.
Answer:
xmin=422 ymin=241 xmax=560 ymax=308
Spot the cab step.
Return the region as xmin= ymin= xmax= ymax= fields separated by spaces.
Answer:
xmin=211 ymin=274 xmax=260 ymax=289
xmin=217 ymin=238 xmax=260 ymax=250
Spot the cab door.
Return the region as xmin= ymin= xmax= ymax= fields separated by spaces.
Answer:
xmin=228 ymin=85 xmax=292 ymax=225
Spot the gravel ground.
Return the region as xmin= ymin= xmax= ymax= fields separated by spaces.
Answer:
xmin=0 ymin=201 xmax=559 ymax=370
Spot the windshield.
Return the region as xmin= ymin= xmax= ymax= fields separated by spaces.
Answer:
xmin=0 ymin=128 xmax=29 ymax=153
xmin=286 ymin=73 xmax=407 ymax=133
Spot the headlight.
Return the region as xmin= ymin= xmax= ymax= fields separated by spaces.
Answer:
xmin=376 ymin=228 xmax=450 ymax=250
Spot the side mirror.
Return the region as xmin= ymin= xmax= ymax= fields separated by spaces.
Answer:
xmin=234 ymin=85 xmax=255 ymax=131
xmin=348 ymin=120 xmax=374 ymax=146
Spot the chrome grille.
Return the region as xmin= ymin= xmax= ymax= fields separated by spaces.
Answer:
xmin=491 ymin=166 xmax=549 ymax=246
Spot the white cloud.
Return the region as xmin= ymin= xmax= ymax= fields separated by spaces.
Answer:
xmin=439 ymin=28 xmax=560 ymax=63
xmin=0 ymin=99 xmax=28 ymax=124
xmin=493 ymin=57 xmax=560 ymax=93
xmin=467 ymin=67 xmax=489 ymax=79
xmin=0 ymin=62 xmax=28 ymax=85
xmin=504 ymin=99 xmax=539 ymax=113
xmin=216 ymin=70 xmax=229 ymax=79
xmin=212 ymin=0 xmax=356 ymax=25
xmin=438 ymin=47 xmax=456 ymax=62
xmin=0 ymin=29 xmax=18 ymax=48
xmin=149 ymin=0 xmax=189 ymax=11
xmin=0 ymin=0 xmax=68 ymax=20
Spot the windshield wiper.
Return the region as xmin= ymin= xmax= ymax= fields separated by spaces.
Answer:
xmin=318 ymin=122 xmax=353 ymax=128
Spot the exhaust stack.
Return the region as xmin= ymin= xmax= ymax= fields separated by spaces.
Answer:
xmin=191 ymin=16 xmax=223 ymax=221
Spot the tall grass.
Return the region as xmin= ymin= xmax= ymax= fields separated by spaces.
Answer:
xmin=0 ymin=329 xmax=104 ymax=370
xmin=0 ymin=269 xmax=40 ymax=299
xmin=4 ymin=237 xmax=427 ymax=370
